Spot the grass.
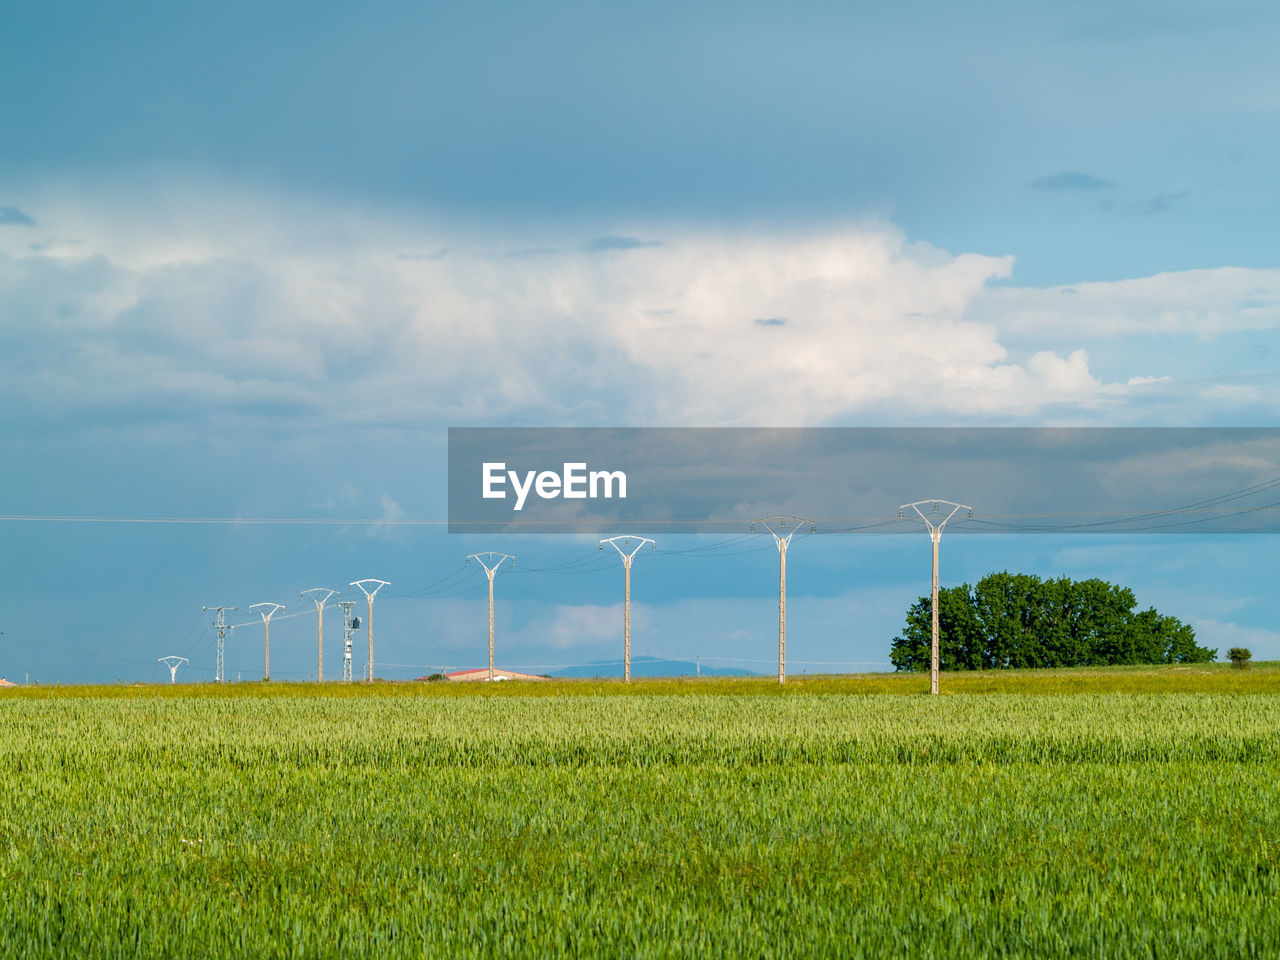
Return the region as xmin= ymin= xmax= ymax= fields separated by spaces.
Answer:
xmin=5 ymin=659 xmax=1280 ymax=698
xmin=1 ymin=668 xmax=1279 ymax=957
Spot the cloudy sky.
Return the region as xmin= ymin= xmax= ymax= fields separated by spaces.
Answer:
xmin=2 ymin=0 xmax=1279 ymax=682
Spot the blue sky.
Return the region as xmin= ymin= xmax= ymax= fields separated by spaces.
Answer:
xmin=1 ymin=0 xmax=1279 ymax=682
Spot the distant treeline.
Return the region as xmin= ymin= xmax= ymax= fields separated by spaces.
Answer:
xmin=891 ymin=571 xmax=1216 ymax=671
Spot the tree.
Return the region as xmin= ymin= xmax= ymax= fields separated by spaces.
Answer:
xmin=1227 ymin=647 xmax=1252 ymax=669
xmin=890 ymin=571 xmax=1215 ymax=671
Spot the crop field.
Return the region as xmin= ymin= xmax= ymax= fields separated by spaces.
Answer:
xmin=2 ymin=671 xmax=1279 ymax=958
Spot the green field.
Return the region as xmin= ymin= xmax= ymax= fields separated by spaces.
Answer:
xmin=3 ymin=667 xmax=1279 ymax=958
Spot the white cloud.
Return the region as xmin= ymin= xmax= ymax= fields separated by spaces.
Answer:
xmin=379 ymin=494 xmax=405 ymax=521
xmin=975 ymin=267 xmax=1280 ymax=340
xmin=514 ymin=602 xmax=644 ymax=651
xmin=1026 ymin=348 xmax=1100 ymax=396
xmin=2 ymin=181 xmax=1272 ymax=430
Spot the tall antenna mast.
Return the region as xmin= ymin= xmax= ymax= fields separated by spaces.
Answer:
xmin=202 ymin=606 xmax=237 ymax=683
xmin=349 ymin=579 xmax=390 ymax=682
xmin=338 ymin=601 xmax=356 ymax=682
xmin=158 ymin=656 xmax=188 ymax=684
xmin=599 ymin=536 xmax=655 ymax=683
xmin=300 ymin=588 xmax=337 ymax=683
xmin=466 ymin=553 xmax=515 ymax=681
xmin=248 ymin=602 xmax=285 ymax=682
xmin=751 ymin=516 xmax=815 ymax=685
xmin=899 ymin=499 xmax=972 ymax=695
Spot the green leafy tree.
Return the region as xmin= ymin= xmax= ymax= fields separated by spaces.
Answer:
xmin=890 ymin=585 xmax=984 ymax=672
xmin=890 ymin=571 xmax=1215 ymax=671
xmin=1227 ymin=647 xmax=1252 ymax=668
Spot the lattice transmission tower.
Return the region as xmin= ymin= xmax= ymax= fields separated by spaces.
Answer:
xmin=338 ymin=601 xmax=358 ymax=682
xmin=202 ymin=606 xmax=237 ymax=683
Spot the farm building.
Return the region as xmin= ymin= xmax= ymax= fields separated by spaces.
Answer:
xmin=441 ymin=668 xmax=548 ymax=683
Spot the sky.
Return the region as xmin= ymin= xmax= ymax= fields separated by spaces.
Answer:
xmin=1 ymin=0 xmax=1279 ymax=682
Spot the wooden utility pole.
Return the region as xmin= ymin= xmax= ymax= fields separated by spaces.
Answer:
xmin=778 ymin=539 xmax=787 ymax=685
xmin=350 ymin=580 xmax=390 ymax=682
xmin=600 ymin=537 xmax=655 ymax=682
xmin=931 ymin=531 xmax=940 ymax=695
xmin=752 ymin=517 xmax=815 ymax=685
xmin=301 ymin=588 xmax=336 ymax=683
xmin=466 ymin=554 xmax=514 ymax=681
xmin=249 ymin=602 xmax=284 ymax=682
xmin=899 ymin=500 xmax=972 ymax=695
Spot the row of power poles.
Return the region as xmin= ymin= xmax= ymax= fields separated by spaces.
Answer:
xmin=755 ymin=505 xmax=969 ymax=692
xmin=200 ymin=580 xmax=390 ymax=684
xmin=464 ymin=537 xmax=656 ymax=685
xmin=191 ymin=498 xmax=969 ymax=691
xmin=466 ymin=500 xmax=969 ymax=693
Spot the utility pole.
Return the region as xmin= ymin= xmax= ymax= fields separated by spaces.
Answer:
xmin=338 ymin=601 xmax=356 ymax=681
xmin=158 ymin=656 xmax=188 ymax=684
xmin=301 ymin=588 xmax=337 ymax=683
xmin=599 ymin=536 xmax=655 ymax=683
xmin=350 ymin=579 xmax=390 ymax=682
xmin=203 ymin=606 xmax=237 ymax=683
xmin=249 ymin=602 xmax=285 ymax=682
xmin=899 ymin=499 xmax=972 ymax=695
xmin=751 ymin=516 xmax=815 ymax=685
xmin=466 ymin=553 xmax=514 ymax=681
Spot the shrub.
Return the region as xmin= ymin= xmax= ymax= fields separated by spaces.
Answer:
xmin=1227 ymin=647 xmax=1252 ymax=669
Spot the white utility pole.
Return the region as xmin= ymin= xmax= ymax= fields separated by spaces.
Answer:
xmin=158 ymin=656 xmax=188 ymax=684
xmin=248 ymin=602 xmax=285 ymax=682
xmin=899 ymin=499 xmax=972 ymax=695
xmin=202 ymin=606 xmax=237 ymax=683
xmin=466 ymin=553 xmax=514 ymax=681
xmin=599 ymin=536 xmax=656 ymax=683
xmin=751 ymin=516 xmax=815 ymax=685
xmin=301 ymin=588 xmax=337 ymax=683
xmin=350 ymin=579 xmax=390 ymax=682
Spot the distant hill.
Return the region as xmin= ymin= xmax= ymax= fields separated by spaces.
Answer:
xmin=554 ymin=656 xmax=757 ymax=678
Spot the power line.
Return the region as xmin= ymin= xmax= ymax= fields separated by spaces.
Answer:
xmin=2 ymin=497 xmax=1278 ymax=530
xmin=389 ymin=567 xmax=473 ymax=598
xmin=227 ymin=605 xmax=317 ymax=632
